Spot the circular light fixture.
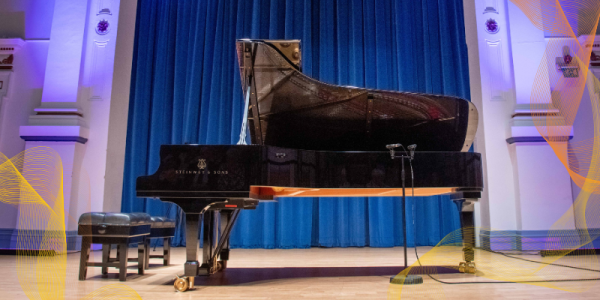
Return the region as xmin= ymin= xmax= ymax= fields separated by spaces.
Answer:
xmin=485 ymin=18 xmax=499 ymax=34
xmin=96 ymin=19 xmax=110 ymax=35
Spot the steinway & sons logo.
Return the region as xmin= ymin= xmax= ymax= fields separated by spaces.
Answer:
xmin=175 ymin=158 xmax=228 ymax=175
xmin=198 ymin=159 xmax=206 ymax=169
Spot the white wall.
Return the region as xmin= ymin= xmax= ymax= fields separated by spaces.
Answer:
xmin=0 ymin=0 xmax=129 ymax=233
xmin=0 ymin=0 xmax=54 ymax=230
xmin=102 ymin=0 xmax=138 ymax=213
xmin=464 ymin=0 xmax=580 ymax=238
xmin=0 ymin=0 xmax=55 ymax=40
xmin=570 ymin=67 xmax=600 ymax=228
xmin=76 ymin=0 xmax=122 ymax=215
xmin=462 ymin=0 xmax=489 ymax=244
xmin=470 ymin=0 xmax=520 ymax=232
xmin=508 ymin=0 xmax=550 ymax=107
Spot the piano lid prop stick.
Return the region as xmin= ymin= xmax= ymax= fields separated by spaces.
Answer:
xmin=237 ymin=79 xmax=252 ymax=145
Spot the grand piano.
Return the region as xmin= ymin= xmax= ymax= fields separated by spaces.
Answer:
xmin=136 ymin=39 xmax=483 ymax=291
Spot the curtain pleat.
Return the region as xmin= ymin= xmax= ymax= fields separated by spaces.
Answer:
xmin=123 ymin=0 xmax=471 ymax=248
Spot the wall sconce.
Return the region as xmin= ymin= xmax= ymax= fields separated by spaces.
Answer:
xmin=591 ymin=51 xmax=600 ymax=67
xmin=555 ymin=46 xmax=579 ymax=78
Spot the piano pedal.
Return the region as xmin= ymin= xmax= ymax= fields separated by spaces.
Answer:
xmin=209 ymin=256 xmax=222 ymax=274
xmin=458 ymin=262 xmax=477 ymax=274
xmin=174 ymin=275 xmax=194 ymax=292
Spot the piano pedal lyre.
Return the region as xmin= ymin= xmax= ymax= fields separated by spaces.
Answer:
xmin=174 ymin=275 xmax=194 ymax=292
xmin=209 ymin=256 xmax=221 ymax=274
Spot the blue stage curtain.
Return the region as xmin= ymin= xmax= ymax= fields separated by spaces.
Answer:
xmin=122 ymin=0 xmax=471 ymax=248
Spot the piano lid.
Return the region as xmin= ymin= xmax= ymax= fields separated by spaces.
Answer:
xmin=236 ymin=39 xmax=478 ymax=152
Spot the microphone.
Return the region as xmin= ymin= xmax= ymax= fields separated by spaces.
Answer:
xmin=386 ymin=143 xmax=402 ymax=159
xmin=407 ymin=144 xmax=416 ymax=160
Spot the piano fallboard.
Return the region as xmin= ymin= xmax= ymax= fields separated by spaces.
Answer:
xmin=136 ymin=145 xmax=483 ymax=200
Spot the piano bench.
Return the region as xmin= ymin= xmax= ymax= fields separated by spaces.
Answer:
xmin=143 ymin=216 xmax=176 ymax=269
xmin=77 ymin=212 xmax=151 ymax=281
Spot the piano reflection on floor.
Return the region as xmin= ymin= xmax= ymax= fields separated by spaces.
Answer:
xmin=136 ymin=39 xmax=483 ymax=291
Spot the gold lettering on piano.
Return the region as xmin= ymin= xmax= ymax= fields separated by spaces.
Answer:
xmin=175 ymin=170 xmax=229 ymax=175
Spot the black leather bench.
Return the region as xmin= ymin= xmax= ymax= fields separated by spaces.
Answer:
xmin=78 ymin=212 xmax=151 ymax=281
xmin=144 ymin=216 xmax=176 ymax=269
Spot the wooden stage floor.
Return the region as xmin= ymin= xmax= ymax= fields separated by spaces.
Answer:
xmin=1 ymin=247 xmax=600 ymax=299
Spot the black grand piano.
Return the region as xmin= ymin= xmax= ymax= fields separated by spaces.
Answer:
xmin=136 ymin=39 xmax=483 ymax=291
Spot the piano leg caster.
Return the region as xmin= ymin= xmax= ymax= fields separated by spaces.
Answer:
xmin=174 ymin=275 xmax=194 ymax=292
xmin=458 ymin=262 xmax=476 ymax=274
xmin=220 ymin=260 xmax=227 ymax=270
xmin=459 ymin=245 xmax=476 ymax=273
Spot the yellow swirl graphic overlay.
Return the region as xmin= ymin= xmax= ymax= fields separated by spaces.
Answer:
xmin=389 ymin=0 xmax=600 ymax=298
xmin=0 ymin=146 xmax=141 ymax=299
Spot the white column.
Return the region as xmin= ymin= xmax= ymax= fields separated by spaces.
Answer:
xmin=78 ymin=0 xmax=121 ymax=217
xmin=0 ymin=39 xmax=26 ymax=246
xmin=103 ymin=0 xmax=138 ymax=213
xmin=507 ymin=0 xmax=576 ymax=238
xmin=38 ymin=0 xmax=89 ymax=108
xmin=471 ymin=0 xmax=520 ymax=236
xmin=18 ymin=0 xmax=123 ymax=251
xmin=18 ymin=0 xmax=90 ymax=234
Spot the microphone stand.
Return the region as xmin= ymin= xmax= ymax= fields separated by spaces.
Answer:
xmin=388 ymin=144 xmax=422 ymax=285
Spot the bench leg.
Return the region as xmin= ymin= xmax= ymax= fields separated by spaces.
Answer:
xmin=78 ymin=237 xmax=91 ymax=280
xmin=163 ymin=238 xmax=170 ymax=266
xmin=144 ymin=239 xmax=150 ymax=270
xmin=101 ymin=244 xmax=111 ymax=275
xmin=118 ymin=243 xmax=128 ymax=281
xmin=137 ymin=241 xmax=145 ymax=275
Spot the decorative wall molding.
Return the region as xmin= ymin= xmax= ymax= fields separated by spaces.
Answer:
xmin=0 ymin=71 xmax=13 ymax=99
xmin=89 ymin=41 xmax=109 ymax=101
xmin=480 ymin=229 xmax=600 ymax=251
xmin=506 ymin=136 xmax=572 ymax=144
xmin=0 ymin=38 xmax=25 ymax=70
xmin=0 ymin=71 xmax=15 ymax=131
xmin=96 ymin=0 xmax=112 ymax=15
xmin=485 ymin=40 xmax=506 ymax=101
xmin=83 ymin=0 xmax=117 ymax=101
xmin=582 ymin=35 xmax=600 ymax=68
xmin=20 ymin=136 xmax=88 ymax=144
xmin=0 ymin=229 xmax=81 ymax=251
xmin=554 ymin=46 xmax=580 ymax=78
xmin=483 ymin=0 xmax=499 ymax=14
xmin=0 ymin=55 xmax=13 ymax=65
xmin=0 ymin=38 xmax=25 ymax=54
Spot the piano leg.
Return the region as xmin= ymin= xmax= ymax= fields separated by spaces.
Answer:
xmin=184 ymin=213 xmax=200 ymax=278
xmin=455 ymin=199 xmax=476 ymax=273
xmin=199 ymin=210 xmax=216 ymax=275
